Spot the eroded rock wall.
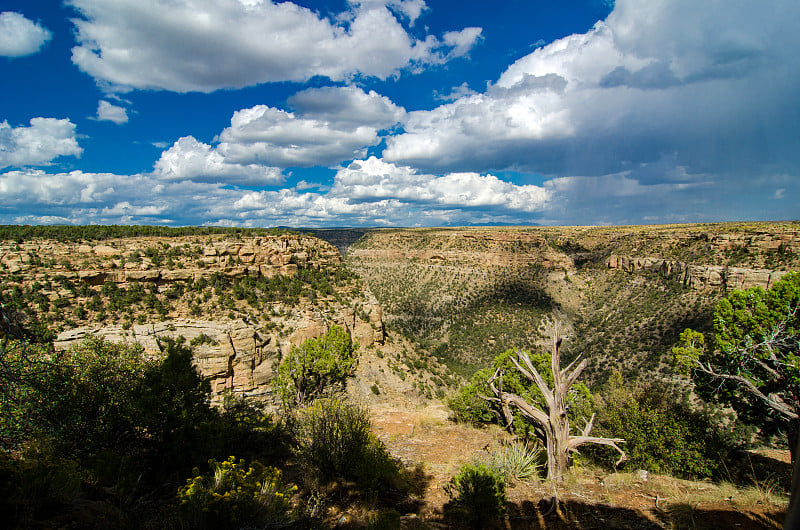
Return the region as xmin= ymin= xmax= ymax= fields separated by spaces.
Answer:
xmin=0 ymin=234 xmax=340 ymax=281
xmin=607 ymin=255 xmax=788 ymax=291
xmin=55 ymin=302 xmax=384 ymax=402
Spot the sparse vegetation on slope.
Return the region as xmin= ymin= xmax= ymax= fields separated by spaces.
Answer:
xmin=0 ymin=224 xmax=296 ymax=243
xmin=570 ymin=268 xmax=717 ymax=385
xmin=349 ymin=223 xmax=798 ymax=387
xmin=0 ymin=233 xmax=360 ymax=342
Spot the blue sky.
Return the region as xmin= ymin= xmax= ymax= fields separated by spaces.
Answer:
xmin=1 ymin=0 xmax=798 ymax=227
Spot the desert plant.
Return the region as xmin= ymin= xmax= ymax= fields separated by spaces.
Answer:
xmin=444 ymin=462 xmax=506 ymax=528
xmin=178 ymin=456 xmax=295 ymax=529
xmin=292 ymin=398 xmax=399 ymax=492
xmin=480 ymin=440 xmax=543 ymax=483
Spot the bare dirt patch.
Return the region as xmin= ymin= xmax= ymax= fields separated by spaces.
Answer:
xmin=371 ymin=407 xmax=788 ymax=529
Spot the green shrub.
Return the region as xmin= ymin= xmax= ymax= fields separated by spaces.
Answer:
xmin=215 ymin=393 xmax=290 ymax=465
xmin=444 ymin=463 xmax=506 ymax=528
xmin=2 ymin=337 xmax=229 ymax=485
xmin=447 ymin=368 xmax=496 ymax=425
xmin=272 ymin=326 xmax=358 ymax=407
xmin=178 ymin=456 xmax=295 ymax=529
xmin=189 ymin=332 xmax=217 ymax=348
xmin=293 ymin=398 xmax=399 ymax=492
xmin=134 ymin=337 xmax=222 ymax=480
xmin=588 ymin=372 xmax=734 ymax=479
xmin=7 ymin=338 xmax=152 ymax=461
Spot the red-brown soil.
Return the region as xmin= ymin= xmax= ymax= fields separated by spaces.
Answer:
xmin=371 ymin=407 xmax=788 ymax=529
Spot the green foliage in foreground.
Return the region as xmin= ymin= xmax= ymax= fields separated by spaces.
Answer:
xmin=588 ymin=372 xmax=738 ymax=479
xmin=2 ymin=337 xmax=283 ymax=478
xmin=444 ymin=462 xmax=507 ymax=528
xmin=1 ymin=334 xmax=421 ymax=527
xmin=673 ymin=271 xmax=800 ymax=453
xmin=0 ymin=337 xmax=291 ymax=527
xmin=272 ymin=325 xmax=358 ymax=407
xmin=178 ymin=456 xmax=296 ymax=529
xmin=447 ymin=348 xmax=592 ymax=439
xmin=292 ymin=398 xmax=400 ymax=492
xmin=3 ymin=337 xmax=221 ymax=479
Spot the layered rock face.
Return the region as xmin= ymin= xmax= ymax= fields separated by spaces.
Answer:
xmin=1 ymin=234 xmax=341 ymax=281
xmin=607 ymin=255 xmax=788 ymax=291
xmin=348 ymin=229 xmax=574 ymax=270
xmin=5 ymin=223 xmax=798 ymax=400
xmin=348 ymin=225 xmax=799 ymax=322
xmin=1 ymin=233 xmax=384 ymax=401
xmin=347 ymin=223 xmax=799 ymax=376
xmin=55 ymin=302 xmax=384 ymax=402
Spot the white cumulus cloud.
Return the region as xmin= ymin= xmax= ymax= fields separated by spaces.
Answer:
xmin=383 ymin=0 xmax=800 ymax=186
xmin=287 ymin=86 xmax=405 ymax=128
xmin=0 ymin=12 xmax=52 ymax=57
xmin=216 ymin=87 xmax=404 ymax=167
xmin=66 ymin=0 xmax=482 ymax=92
xmin=9 ymin=159 xmax=792 ymax=227
xmin=0 ymin=168 xmax=233 ymax=225
xmin=153 ymin=136 xmax=285 ymax=185
xmin=216 ymin=105 xmax=379 ymax=167
xmin=331 ymin=157 xmax=550 ymax=213
xmin=96 ymin=100 xmax=128 ymax=124
xmin=0 ymin=118 xmax=83 ymax=168
xmin=149 ymin=86 xmax=405 ymax=186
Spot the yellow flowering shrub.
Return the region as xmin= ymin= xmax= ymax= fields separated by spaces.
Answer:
xmin=178 ymin=456 xmax=295 ymax=529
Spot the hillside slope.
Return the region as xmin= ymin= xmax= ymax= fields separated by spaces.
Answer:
xmin=0 ymin=230 xmax=463 ymax=407
xmin=346 ymin=222 xmax=800 ymax=385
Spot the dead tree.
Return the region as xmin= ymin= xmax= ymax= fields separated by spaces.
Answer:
xmin=484 ymin=322 xmax=626 ymax=481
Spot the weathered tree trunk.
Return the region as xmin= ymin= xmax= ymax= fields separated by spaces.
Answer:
xmin=485 ymin=322 xmax=626 ymax=481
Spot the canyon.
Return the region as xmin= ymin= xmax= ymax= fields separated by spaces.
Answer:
xmin=2 ymin=221 xmax=798 ymax=399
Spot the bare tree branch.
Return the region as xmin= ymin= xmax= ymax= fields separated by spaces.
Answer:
xmin=483 ymin=321 xmax=626 ymax=480
xmin=694 ymin=359 xmax=799 ymax=421
xmin=568 ymin=436 xmax=627 ymax=467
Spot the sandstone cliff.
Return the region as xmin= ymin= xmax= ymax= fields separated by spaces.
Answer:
xmin=1 ymin=233 xmax=389 ymax=402
xmin=55 ymin=303 xmax=385 ymax=402
xmin=607 ymin=255 xmax=788 ymax=291
xmin=1 ymin=233 xmax=340 ymax=280
xmin=4 ymin=222 xmax=798 ymax=397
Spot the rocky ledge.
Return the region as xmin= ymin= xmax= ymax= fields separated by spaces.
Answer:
xmin=55 ymin=300 xmax=384 ymax=402
xmin=607 ymin=254 xmax=789 ymax=291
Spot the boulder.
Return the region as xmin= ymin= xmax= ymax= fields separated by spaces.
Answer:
xmin=92 ymin=245 xmax=118 ymax=257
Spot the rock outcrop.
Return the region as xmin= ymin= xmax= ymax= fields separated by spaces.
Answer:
xmin=55 ymin=302 xmax=385 ymax=402
xmin=0 ymin=232 xmax=385 ymax=402
xmin=0 ymin=234 xmax=340 ymax=283
xmin=607 ymin=255 xmax=788 ymax=291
